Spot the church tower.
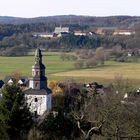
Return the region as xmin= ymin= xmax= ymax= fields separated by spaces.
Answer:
xmin=29 ymin=48 xmax=47 ymax=89
xmin=25 ymin=48 xmax=52 ymax=116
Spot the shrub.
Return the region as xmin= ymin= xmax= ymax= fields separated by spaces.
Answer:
xmin=74 ymin=60 xmax=84 ymax=69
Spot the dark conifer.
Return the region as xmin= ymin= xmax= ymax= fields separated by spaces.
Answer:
xmin=0 ymin=83 xmax=33 ymax=140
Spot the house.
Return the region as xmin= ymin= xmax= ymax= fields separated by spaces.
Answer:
xmin=74 ymin=30 xmax=86 ymax=36
xmin=3 ymin=75 xmax=28 ymax=86
xmin=95 ymin=27 xmax=114 ymax=35
xmin=128 ymin=52 xmax=132 ymax=57
xmin=113 ymin=29 xmax=135 ymax=35
xmin=85 ymin=82 xmax=105 ymax=96
xmin=24 ymin=48 xmax=52 ymax=117
xmin=54 ymin=27 xmax=70 ymax=37
xmin=54 ymin=27 xmax=69 ymax=34
xmin=96 ymin=28 xmax=105 ymax=35
xmin=33 ymin=33 xmax=54 ymax=38
xmin=88 ymin=32 xmax=96 ymax=36
xmin=3 ymin=76 xmax=14 ymax=85
xmin=38 ymin=33 xmax=54 ymax=38
xmin=18 ymin=77 xmax=29 ymax=86
xmin=122 ymin=90 xmax=140 ymax=105
xmin=57 ymin=32 xmax=69 ymax=37
xmin=96 ymin=27 xmax=117 ymax=35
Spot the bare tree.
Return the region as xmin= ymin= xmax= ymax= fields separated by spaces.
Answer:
xmin=94 ymin=47 xmax=105 ymax=64
xmin=68 ymin=86 xmax=105 ymax=140
xmin=74 ymin=60 xmax=84 ymax=69
xmin=72 ymin=113 xmax=105 ymax=140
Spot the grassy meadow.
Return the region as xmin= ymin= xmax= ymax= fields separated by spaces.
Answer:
xmin=0 ymin=52 xmax=140 ymax=86
xmin=0 ymin=53 xmax=75 ymax=80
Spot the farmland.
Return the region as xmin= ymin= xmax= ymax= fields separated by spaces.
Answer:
xmin=0 ymin=53 xmax=140 ymax=85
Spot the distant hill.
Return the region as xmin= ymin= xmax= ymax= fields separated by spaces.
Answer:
xmin=0 ymin=16 xmax=24 ymax=24
xmin=0 ymin=15 xmax=140 ymax=27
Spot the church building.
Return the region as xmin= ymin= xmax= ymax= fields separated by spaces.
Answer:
xmin=25 ymin=48 xmax=52 ymax=116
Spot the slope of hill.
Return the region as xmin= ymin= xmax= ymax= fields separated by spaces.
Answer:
xmin=0 ymin=15 xmax=140 ymax=27
xmin=0 ymin=16 xmax=24 ymax=24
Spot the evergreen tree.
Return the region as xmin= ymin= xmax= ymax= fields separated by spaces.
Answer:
xmin=38 ymin=110 xmax=75 ymax=140
xmin=0 ymin=83 xmax=33 ymax=140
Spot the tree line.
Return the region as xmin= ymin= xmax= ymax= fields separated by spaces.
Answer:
xmin=0 ymin=33 xmax=139 ymax=56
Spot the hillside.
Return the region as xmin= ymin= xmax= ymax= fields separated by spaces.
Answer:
xmin=0 ymin=15 xmax=140 ymax=27
xmin=0 ymin=15 xmax=140 ymax=56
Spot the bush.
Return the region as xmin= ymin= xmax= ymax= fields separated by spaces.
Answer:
xmin=74 ymin=60 xmax=84 ymax=69
xmin=60 ymin=53 xmax=67 ymax=61
xmin=69 ymin=55 xmax=78 ymax=61
xmin=85 ymin=58 xmax=98 ymax=68
xmin=94 ymin=47 xmax=105 ymax=65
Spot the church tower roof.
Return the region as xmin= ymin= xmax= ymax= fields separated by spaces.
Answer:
xmin=35 ymin=48 xmax=42 ymax=59
xmin=35 ymin=48 xmax=42 ymax=64
xmin=34 ymin=48 xmax=45 ymax=69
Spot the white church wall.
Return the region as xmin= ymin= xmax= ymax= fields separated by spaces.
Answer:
xmin=26 ymin=94 xmax=47 ymax=116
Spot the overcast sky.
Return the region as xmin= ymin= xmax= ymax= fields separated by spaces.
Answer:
xmin=0 ymin=0 xmax=140 ymax=18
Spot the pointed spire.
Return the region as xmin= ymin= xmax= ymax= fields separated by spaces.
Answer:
xmin=30 ymin=48 xmax=47 ymax=90
xmin=35 ymin=48 xmax=42 ymax=64
xmin=35 ymin=48 xmax=42 ymax=58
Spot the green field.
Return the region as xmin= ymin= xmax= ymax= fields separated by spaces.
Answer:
xmin=0 ymin=53 xmax=75 ymax=80
xmin=0 ymin=53 xmax=140 ymax=86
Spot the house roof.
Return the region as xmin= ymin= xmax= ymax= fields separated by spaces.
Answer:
xmin=3 ymin=76 xmax=13 ymax=83
xmin=3 ymin=75 xmax=28 ymax=84
xmin=74 ymin=30 xmax=82 ymax=33
xmin=114 ymin=29 xmax=134 ymax=33
xmin=24 ymin=88 xmax=52 ymax=95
